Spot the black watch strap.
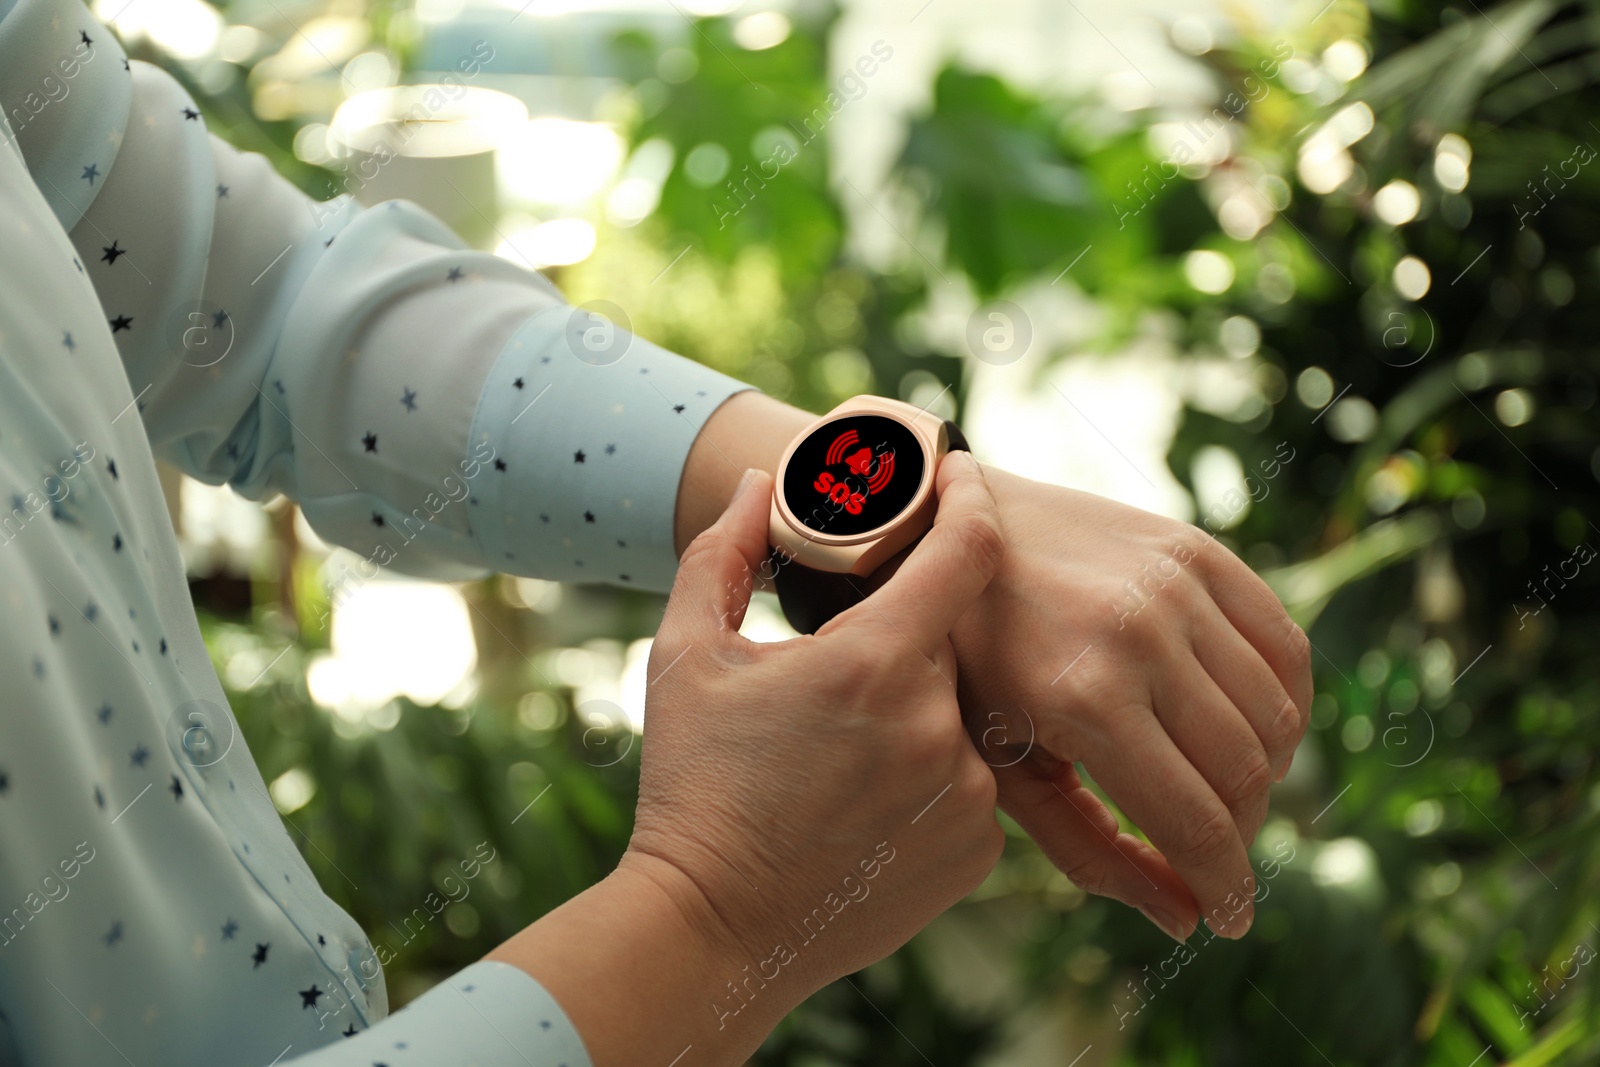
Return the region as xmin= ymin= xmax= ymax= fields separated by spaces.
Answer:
xmin=771 ymin=419 xmax=968 ymax=635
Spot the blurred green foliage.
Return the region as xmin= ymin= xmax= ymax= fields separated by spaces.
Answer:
xmin=171 ymin=0 xmax=1600 ymax=1062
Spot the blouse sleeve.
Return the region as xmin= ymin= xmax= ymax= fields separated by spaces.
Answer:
xmin=279 ymin=959 xmax=594 ymax=1067
xmin=2 ymin=0 xmax=753 ymax=594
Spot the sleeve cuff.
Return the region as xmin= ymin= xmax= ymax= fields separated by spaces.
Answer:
xmin=297 ymin=959 xmax=592 ymax=1066
xmin=465 ymin=304 xmax=755 ymax=593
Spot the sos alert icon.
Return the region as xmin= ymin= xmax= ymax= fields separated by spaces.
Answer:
xmin=783 ymin=414 xmax=925 ymax=537
xmin=811 ymin=427 xmax=895 ymax=516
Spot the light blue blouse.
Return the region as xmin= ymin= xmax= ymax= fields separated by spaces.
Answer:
xmin=0 ymin=0 xmax=753 ymax=1062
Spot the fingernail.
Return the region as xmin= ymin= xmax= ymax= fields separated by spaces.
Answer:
xmin=732 ymin=468 xmax=759 ymax=503
xmin=952 ymin=450 xmax=983 ymax=478
xmin=1139 ymin=902 xmax=1191 ymax=944
xmin=1204 ymin=906 xmax=1253 ymax=940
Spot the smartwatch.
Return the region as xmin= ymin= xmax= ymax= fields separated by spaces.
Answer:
xmin=766 ymin=396 xmax=969 ymax=634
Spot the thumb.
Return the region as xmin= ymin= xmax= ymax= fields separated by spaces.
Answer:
xmin=660 ymin=468 xmax=773 ymax=645
xmin=845 ymin=450 xmax=1004 ymax=651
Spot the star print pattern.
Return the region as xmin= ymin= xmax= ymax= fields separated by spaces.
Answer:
xmin=0 ymin=0 xmax=742 ymax=1057
xmin=62 ymin=22 xmax=745 ymax=602
xmin=441 ymin=309 xmax=748 ymax=589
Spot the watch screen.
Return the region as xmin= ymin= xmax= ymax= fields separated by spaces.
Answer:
xmin=782 ymin=414 xmax=926 ymax=537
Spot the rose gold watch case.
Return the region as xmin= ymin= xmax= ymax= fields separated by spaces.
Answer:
xmin=768 ymin=396 xmax=952 ymax=577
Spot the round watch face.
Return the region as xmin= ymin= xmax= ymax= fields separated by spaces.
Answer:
xmin=781 ymin=414 xmax=927 ymax=538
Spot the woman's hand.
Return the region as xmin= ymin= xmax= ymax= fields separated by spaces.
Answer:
xmin=632 ymin=451 xmax=1006 ymax=987
xmin=673 ymin=392 xmax=1311 ymax=944
xmin=494 ymin=451 xmax=1007 ymax=1066
xmin=940 ymin=468 xmax=1313 ymax=942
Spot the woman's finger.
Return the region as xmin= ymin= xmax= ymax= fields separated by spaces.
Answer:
xmin=1191 ymin=539 xmax=1314 ymax=741
xmin=994 ymin=757 xmax=1198 ymax=942
xmin=1151 ymin=659 xmax=1274 ymax=848
xmin=659 ymin=468 xmax=771 ymax=647
xmin=841 ymin=451 xmax=1003 ymax=653
xmin=1190 ymin=598 xmax=1302 ymax=781
xmin=1081 ymin=707 xmax=1258 ymax=938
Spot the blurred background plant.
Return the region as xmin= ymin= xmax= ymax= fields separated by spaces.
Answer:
xmin=111 ymin=0 xmax=1600 ymax=1061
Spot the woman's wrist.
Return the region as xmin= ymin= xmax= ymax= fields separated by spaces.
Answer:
xmin=487 ymin=850 xmax=806 ymax=1066
xmin=673 ymin=390 xmax=813 ymax=556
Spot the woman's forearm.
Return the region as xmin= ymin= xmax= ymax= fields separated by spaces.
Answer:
xmin=486 ymin=853 xmax=802 ymax=1067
